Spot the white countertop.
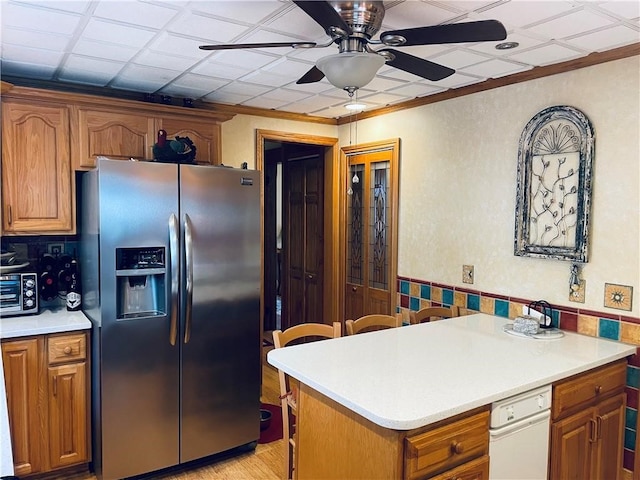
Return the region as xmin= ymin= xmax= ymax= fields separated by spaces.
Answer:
xmin=267 ymin=313 xmax=636 ymax=430
xmin=0 ymin=307 xmax=92 ymax=339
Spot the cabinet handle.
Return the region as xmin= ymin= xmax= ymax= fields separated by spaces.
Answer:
xmin=53 ymin=375 xmax=57 ymax=396
xmin=450 ymin=441 xmax=464 ymax=455
xmin=595 ymin=385 xmax=602 ymax=395
xmin=589 ymin=418 xmax=598 ymax=443
xmin=352 ymin=287 xmax=357 ymax=292
xmin=63 ymin=346 xmax=72 ymax=355
xmin=7 ymin=205 xmax=12 ymax=225
xmin=596 ymin=415 xmax=603 ymax=440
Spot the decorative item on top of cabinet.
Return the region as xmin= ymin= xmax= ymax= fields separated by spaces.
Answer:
xmin=1 ymin=99 xmax=74 ymax=234
xmin=156 ymin=116 xmax=221 ymax=165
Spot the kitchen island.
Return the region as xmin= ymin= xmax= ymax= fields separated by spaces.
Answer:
xmin=267 ymin=313 xmax=636 ymax=479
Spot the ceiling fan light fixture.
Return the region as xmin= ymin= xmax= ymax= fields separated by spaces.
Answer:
xmin=316 ymin=52 xmax=385 ymax=90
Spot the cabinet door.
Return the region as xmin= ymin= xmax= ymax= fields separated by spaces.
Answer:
xmin=1 ymin=101 xmax=73 ymax=233
xmin=592 ymin=393 xmax=625 ymax=480
xmin=1 ymin=338 xmax=44 ymax=476
xmin=156 ymin=116 xmax=220 ymax=165
xmin=549 ymin=408 xmax=593 ymax=480
xmin=77 ymin=109 xmax=154 ymax=168
xmin=48 ymin=362 xmax=88 ymax=469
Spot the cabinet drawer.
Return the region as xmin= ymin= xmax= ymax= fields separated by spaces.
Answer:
xmin=48 ymin=333 xmax=87 ymax=365
xmin=552 ymin=360 xmax=626 ymax=420
xmin=405 ymin=411 xmax=489 ymax=480
xmin=430 ymin=454 xmax=489 ymax=480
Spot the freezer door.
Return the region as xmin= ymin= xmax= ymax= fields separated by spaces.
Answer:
xmin=179 ymin=165 xmax=261 ymax=461
xmin=96 ymin=159 xmax=181 ymax=480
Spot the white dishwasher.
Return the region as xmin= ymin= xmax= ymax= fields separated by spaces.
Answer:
xmin=489 ymin=385 xmax=552 ymax=480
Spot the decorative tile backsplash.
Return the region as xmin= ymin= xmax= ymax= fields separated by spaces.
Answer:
xmin=396 ymin=275 xmax=640 ymax=472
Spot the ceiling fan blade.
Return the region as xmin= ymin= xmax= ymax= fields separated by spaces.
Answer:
xmin=379 ymin=49 xmax=454 ymax=81
xmin=381 ymin=20 xmax=507 ymax=46
xmin=296 ymin=66 xmax=325 ymax=85
xmin=199 ymin=41 xmax=317 ymax=51
xmin=293 ymin=1 xmax=353 ymax=36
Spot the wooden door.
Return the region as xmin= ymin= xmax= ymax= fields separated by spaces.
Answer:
xmin=549 ymin=408 xmax=593 ymax=480
xmin=592 ymin=393 xmax=625 ymax=480
xmin=282 ymin=146 xmax=324 ymax=329
xmin=1 ymin=101 xmax=73 ymax=233
xmin=48 ymin=362 xmax=88 ymax=469
xmin=1 ymin=338 xmax=44 ymax=476
xmin=345 ymin=149 xmax=396 ymax=320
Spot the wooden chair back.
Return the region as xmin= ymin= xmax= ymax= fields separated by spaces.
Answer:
xmin=272 ymin=322 xmax=341 ymax=479
xmin=410 ymin=305 xmax=459 ymax=325
xmin=345 ymin=314 xmax=401 ymax=335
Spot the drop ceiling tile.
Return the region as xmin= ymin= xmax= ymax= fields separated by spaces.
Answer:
xmin=261 ymin=57 xmax=315 ymax=78
xmin=83 ymin=18 xmax=157 ymax=47
xmin=1 ymin=44 xmax=65 ymax=66
xmin=2 ymin=27 xmax=71 ymax=52
xmin=168 ymin=73 xmax=230 ymax=91
xmin=258 ymin=87 xmax=312 ymax=103
xmin=241 ymin=96 xmax=292 ymax=109
xmin=460 ymin=58 xmax=531 ymax=78
xmin=265 ymin=6 xmax=326 ymax=39
xmin=2 ymin=3 xmax=82 ymax=34
xmin=595 ymin=1 xmax=640 ymax=20
xmin=381 ymin=2 xmax=461 ymax=31
xmin=357 ymin=91 xmax=411 ymax=106
xmin=527 ymin=9 xmax=616 ymax=39
xmin=72 ymin=38 xmax=139 ymax=62
xmin=387 ymin=82 xmax=445 ymax=97
xmin=239 ymin=70 xmax=291 ymax=87
xmin=134 ymin=50 xmax=198 ymax=70
xmin=215 ymin=81 xmax=272 ymax=97
xmin=149 ymin=32 xmax=210 ymax=58
xmin=430 ymin=48 xmax=493 ymax=69
xmin=507 ymin=43 xmax=585 ymax=66
xmin=212 ymin=49 xmax=280 ymax=69
xmin=424 ymin=71 xmax=480 ymax=89
xmin=479 ymin=1 xmax=576 ymax=29
xmin=191 ymin=61 xmax=252 ymax=80
xmin=289 ymin=45 xmax=339 ymax=62
xmin=157 ymin=83 xmax=219 ymax=98
xmin=114 ymin=63 xmax=182 ymax=90
xmin=1 ymin=60 xmax=57 ymax=79
xmin=63 ymin=54 xmax=125 ymax=75
xmin=365 ymin=76 xmax=408 ymax=92
xmin=565 ymin=25 xmax=640 ymax=51
xmin=168 ymin=13 xmax=250 ymax=42
xmin=10 ymin=0 xmax=91 ymax=14
xmin=192 ymin=1 xmax=286 ymax=25
xmin=203 ymin=91 xmax=254 ymax=104
xmin=93 ymin=1 xmax=179 ymax=29
xmin=284 ymin=94 xmax=344 ymax=113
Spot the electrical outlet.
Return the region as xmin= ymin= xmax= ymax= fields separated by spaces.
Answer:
xmin=48 ymin=243 xmax=64 ymax=255
xmin=463 ymin=265 xmax=474 ymax=284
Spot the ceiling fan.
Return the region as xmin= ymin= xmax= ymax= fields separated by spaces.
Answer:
xmin=199 ymin=1 xmax=507 ymax=94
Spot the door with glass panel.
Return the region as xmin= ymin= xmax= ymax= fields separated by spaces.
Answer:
xmin=345 ymin=147 xmax=398 ymax=320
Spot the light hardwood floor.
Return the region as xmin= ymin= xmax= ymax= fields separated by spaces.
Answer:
xmin=51 ymin=346 xmax=284 ymax=480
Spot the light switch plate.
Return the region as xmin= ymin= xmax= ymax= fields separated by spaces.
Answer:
xmin=569 ymin=279 xmax=586 ymax=303
xmin=463 ymin=265 xmax=474 ymax=284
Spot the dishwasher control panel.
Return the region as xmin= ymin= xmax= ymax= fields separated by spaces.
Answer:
xmin=490 ymin=385 xmax=552 ymax=428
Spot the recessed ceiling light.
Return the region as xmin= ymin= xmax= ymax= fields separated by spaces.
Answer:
xmin=344 ymin=102 xmax=366 ymax=111
xmin=495 ymin=41 xmax=519 ymax=50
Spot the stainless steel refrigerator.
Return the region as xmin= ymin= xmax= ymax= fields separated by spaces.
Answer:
xmin=80 ymin=158 xmax=261 ymax=480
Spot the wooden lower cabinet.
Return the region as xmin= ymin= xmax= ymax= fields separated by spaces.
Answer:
xmin=549 ymin=360 xmax=626 ymax=480
xmin=296 ymin=383 xmax=489 ymax=480
xmin=1 ymin=331 xmax=90 ymax=476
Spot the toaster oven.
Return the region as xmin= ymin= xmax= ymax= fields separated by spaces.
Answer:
xmin=0 ymin=272 xmax=39 ymax=316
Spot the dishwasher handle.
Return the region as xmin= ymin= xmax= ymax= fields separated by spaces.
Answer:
xmin=489 ymin=409 xmax=550 ymax=440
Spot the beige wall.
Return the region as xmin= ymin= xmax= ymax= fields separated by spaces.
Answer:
xmin=221 ymin=56 xmax=639 ymax=317
xmin=220 ymin=114 xmax=336 ymax=168
xmin=340 ymin=56 xmax=639 ymax=316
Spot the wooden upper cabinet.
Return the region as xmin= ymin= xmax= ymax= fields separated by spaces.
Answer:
xmin=156 ymin=116 xmax=221 ymax=165
xmin=1 ymin=100 xmax=73 ymax=234
xmin=76 ymin=108 xmax=155 ymax=168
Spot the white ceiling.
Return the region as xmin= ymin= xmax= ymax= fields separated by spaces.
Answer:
xmin=1 ymin=0 xmax=639 ymax=119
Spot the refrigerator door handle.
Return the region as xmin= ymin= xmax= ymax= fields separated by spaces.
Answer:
xmin=169 ymin=213 xmax=179 ymax=346
xmin=184 ymin=213 xmax=194 ymax=344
